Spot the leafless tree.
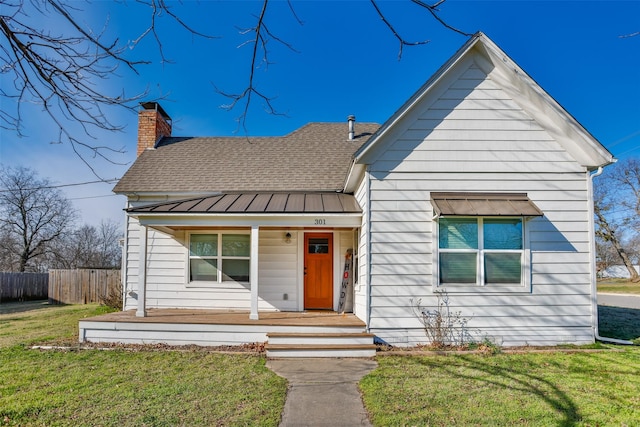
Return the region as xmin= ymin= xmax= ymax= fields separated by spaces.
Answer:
xmin=0 ymin=226 xmax=18 ymax=271
xmin=0 ymin=166 xmax=77 ymax=272
xmin=626 ymin=233 xmax=640 ymax=266
xmin=594 ymin=158 xmax=640 ymax=282
xmin=609 ymin=158 xmax=640 ymax=230
xmin=1 ymin=0 xmax=467 ymax=165
xmin=97 ymin=219 xmax=122 ymax=267
xmin=48 ymin=220 xmax=122 ymax=269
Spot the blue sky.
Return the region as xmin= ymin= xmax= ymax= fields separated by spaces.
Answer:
xmin=1 ymin=0 xmax=639 ymax=227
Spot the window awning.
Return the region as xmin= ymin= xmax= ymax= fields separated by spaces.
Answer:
xmin=127 ymin=192 xmax=362 ymax=215
xmin=430 ymin=192 xmax=543 ymax=217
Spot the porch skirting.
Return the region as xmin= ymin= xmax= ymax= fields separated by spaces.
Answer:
xmin=79 ymin=309 xmax=368 ymax=347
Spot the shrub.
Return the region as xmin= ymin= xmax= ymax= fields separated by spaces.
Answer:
xmin=411 ymin=290 xmax=473 ymax=348
xmin=100 ymin=277 xmax=122 ymax=310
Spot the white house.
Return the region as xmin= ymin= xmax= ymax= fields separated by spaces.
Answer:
xmin=80 ymin=32 xmax=614 ymax=356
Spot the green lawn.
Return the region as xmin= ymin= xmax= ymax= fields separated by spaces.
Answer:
xmin=2 ymin=301 xmax=639 ymax=426
xmin=0 ymin=302 xmax=287 ymax=427
xmin=597 ymin=277 xmax=640 ymax=294
xmin=598 ymin=305 xmax=640 ymax=343
xmin=362 ymin=349 xmax=640 ymax=426
xmin=363 ymin=301 xmax=640 ymax=426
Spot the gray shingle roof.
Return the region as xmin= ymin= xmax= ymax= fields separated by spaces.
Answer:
xmin=113 ymin=123 xmax=379 ymax=194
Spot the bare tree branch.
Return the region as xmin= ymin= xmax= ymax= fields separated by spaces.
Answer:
xmin=2 ymin=0 xmax=470 ymax=164
xmin=410 ymin=0 xmax=472 ymax=37
xmin=0 ymin=0 xmax=150 ymax=176
xmin=130 ymin=0 xmax=219 ymax=64
xmin=286 ymin=0 xmax=304 ymax=26
xmin=215 ymin=0 xmax=294 ymax=133
xmin=371 ymin=0 xmax=470 ymax=60
xmin=371 ymin=0 xmax=430 ymax=60
xmin=0 ymin=0 xmax=214 ymax=177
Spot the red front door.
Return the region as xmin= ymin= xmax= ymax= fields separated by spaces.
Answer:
xmin=304 ymin=233 xmax=333 ymax=309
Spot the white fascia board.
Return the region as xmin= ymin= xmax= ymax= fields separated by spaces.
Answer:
xmin=134 ymin=213 xmax=363 ymax=228
xmin=343 ymin=162 xmax=365 ymax=193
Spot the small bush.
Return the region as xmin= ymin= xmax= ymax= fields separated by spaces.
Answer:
xmin=411 ymin=290 xmax=473 ymax=348
xmin=100 ymin=277 xmax=122 ymax=310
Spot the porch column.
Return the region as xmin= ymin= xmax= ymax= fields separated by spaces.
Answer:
xmin=250 ymin=225 xmax=259 ymax=320
xmin=136 ymin=224 xmax=148 ymax=317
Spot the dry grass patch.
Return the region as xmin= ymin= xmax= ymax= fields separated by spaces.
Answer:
xmin=597 ymin=278 xmax=640 ymax=294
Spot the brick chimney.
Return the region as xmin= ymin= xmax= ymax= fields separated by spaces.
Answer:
xmin=137 ymin=102 xmax=172 ymax=156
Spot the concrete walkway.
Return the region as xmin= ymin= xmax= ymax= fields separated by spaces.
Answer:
xmin=267 ymin=358 xmax=378 ymax=427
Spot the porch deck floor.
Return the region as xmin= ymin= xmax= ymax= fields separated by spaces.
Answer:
xmin=85 ymin=309 xmax=366 ymax=328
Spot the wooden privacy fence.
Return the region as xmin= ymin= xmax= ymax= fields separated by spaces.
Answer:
xmin=0 ymin=272 xmax=49 ymax=302
xmin=49 ymin=269 xmax=121 ymax=305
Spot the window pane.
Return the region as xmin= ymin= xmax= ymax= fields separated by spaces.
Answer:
xmin=190 ymin=259 xmax=218 ymax=281
xmin=439 ymin=218 xmax=478 ymax=249
xmin=222 ymin=234 xmax=251 ymax=257
xmin=308 ymin=238 xmax=329 ymax=254
xmin=190 ymin=234 xmax=217 ymax=256
xmin=484 ymin=219 xmax=522 ymax=249
xmin=440 ymin=253 xmax=477 ymax=284
xmin=485 ymin=253 xmax=521 ymax=284
xmin=222 ymin=259 xmax=250 ymax=282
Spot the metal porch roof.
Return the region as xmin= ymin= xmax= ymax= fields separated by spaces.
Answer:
xmin=127 ymin=193 xmax=362 ymax=215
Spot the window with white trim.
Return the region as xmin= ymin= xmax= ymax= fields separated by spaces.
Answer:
xmin=438 ymin=217 xmax=524 ymax=287
xmin=189 ymin=232 xmax=250 ymax=283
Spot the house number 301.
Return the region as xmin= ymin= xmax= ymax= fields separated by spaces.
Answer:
xmin=314 ymin=219 xmax=326 ymax=225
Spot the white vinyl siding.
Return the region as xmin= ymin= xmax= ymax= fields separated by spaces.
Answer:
xmin=122 ymin=224 xmax=356 ymax=313
xmin=365 ymin=61 xmax=594 ymax=347
xmin=123 ymin=225 xmax=300 ymax=311
xmin=353 ymin=174 xmax=370 ymax=322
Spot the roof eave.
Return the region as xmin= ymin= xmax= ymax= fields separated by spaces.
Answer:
xmin=473 ymin=34 xmax=615 ymax=169
xmin=353 ymin=31 xmax=615 ymax=169
xmin=343 ymin=160 xmax=365 ymax=193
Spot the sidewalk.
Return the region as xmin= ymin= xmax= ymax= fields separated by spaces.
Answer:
xmin=267 ymin=358 xmax=377 ymax=427
xmin=598 ymin=293 xmax=640 ymax=309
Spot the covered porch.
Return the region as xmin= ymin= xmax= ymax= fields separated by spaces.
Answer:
xmin=127 ymin=192 xmax=364 ymax=321
xmin=79 ymin=308 xmax=376 ymax=357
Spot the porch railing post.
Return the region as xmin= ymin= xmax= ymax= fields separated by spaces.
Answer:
xmin=250 ymin=225 xmax=259 ymax=320
xmin=136 ymin=224 xmax=148 ymax=317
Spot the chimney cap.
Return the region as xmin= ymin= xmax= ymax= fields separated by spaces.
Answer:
xmin=347 ymin=115 xmax=356 ymax=121
xmin=140 ymin=101 xmax=172 ymax=121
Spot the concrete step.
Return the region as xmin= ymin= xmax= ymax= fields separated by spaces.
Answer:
xmin=267 ymin=332 xmax=375 ymax=346
xmin=266 ymin=332 xmax=376 ymax=358
xmin=265 ymin=343 xmax=377 ymax=358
